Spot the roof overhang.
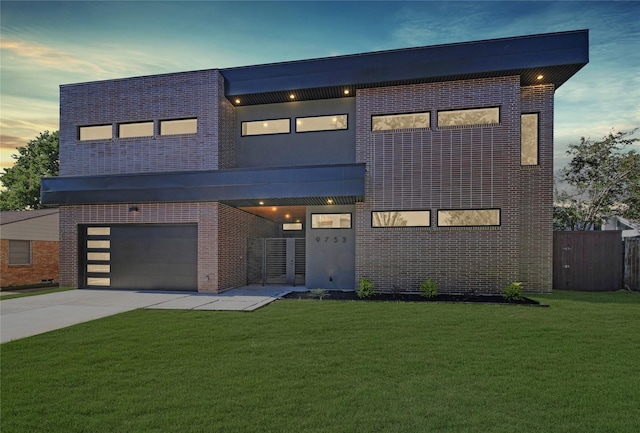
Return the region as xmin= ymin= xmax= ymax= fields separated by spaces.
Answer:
xmin=222 ymin=30 xmax=589 ymax=105
xmin=41 ymin=164 xmax=366 ymax=207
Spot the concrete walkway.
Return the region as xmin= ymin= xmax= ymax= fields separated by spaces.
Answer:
xmin=0 ymin=286 xmax=294 ymax=343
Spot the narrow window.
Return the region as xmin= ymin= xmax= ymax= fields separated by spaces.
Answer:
xmin=160 ymin=118 xmax=197 ymax=135
xmin=119 ymin=121 xmax=154 ymax=138
xmin=283 ymin=223 xmax=303 ymax=231
xmin=372 ymin=211 xmax=431 ymax=227
xmin=87 ymin=240 xmax=110 ymax=249
xmin=87 ymin=252 xmax=110 ymax=261
xmin=437 ymin=209 xmax=501 ymax=227
xmin=521 ymin=113 xmax=539 ymax=166
xmin=438 ymin=107 xmax=500 ymax=127
xmin=87 ymin=227 xmax=110 ymax=236
xmin=241 ymin=119 xmax=290 ymax=136
xmin=87 ymin=277 xmax=111 ymax=286
xmin=296 ymin=114 xmax=347 ymax=132
xmin=372 ymin=112 xmax=430 ymax=131
xmin=79 ymin=125 xmax=112 ymax=141
xmin=8 ymin=240 xmax=31 ymax=265
xmin=311 ymin=213 xmax=352 ymax=229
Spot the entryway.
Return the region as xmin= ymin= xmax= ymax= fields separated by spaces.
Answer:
xmin=247 ymin=238 xmax=305 ymax=285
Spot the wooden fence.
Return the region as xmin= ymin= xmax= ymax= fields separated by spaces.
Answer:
xmin=625 ymin=238 xmax=640 ymax=291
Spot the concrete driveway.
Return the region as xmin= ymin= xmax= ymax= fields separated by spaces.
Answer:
xmin=0 ymin=286 xmax=292 ymax=343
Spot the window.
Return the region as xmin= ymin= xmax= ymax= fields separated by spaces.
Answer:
xmin=438 ymin=107 xmax=500 ymax=127
xmin=437 ymin=209 xmax=501 ymax=227
xmin=87 ymin=227 xmax=110 ymax=236
xmin=87 ymin=240 xmax=110 ymax=249
xmin=160 ymin=118 xmax=197 ymax=135
xmin=521 ymin=113 xmax=539 ymax=166
xmin=87 ymin=278 xmax=110 ymax=286
xmin=241 ymin=118 xmax=290 ymax=136
xmin=372 ymin=112 xmax=430 ymax=131
xmin=296 ymin=114 xmax=348 ymax=132
xmin=8 ymin=240 xmax=31 ymax=265
xmin=79 ymin=124 xmax=112 ymax=141
xmin=311 ymin=213 xmax=352 ymax=229
xmin=119 ymin=121 xmax=153 ymax=138
xmin=372 ymin=211 xmax=431 ymax=227
xmin=87 ymin=252 xmax=110 ymax=261
xmin=283 ymin=223 xmax=303 ymax=231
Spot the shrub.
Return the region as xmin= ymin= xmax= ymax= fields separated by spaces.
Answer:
xmin=419 ymin=279 xmax=438 ymax=299
xmin=503 ymin=282 xmax=523 ymax=301
xmin=309 ymin=288 xmax=330 ymax=300
xmin=357 ymin=278 xmax=374 ymax=298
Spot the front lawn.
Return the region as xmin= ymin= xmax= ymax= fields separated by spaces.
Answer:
xmin=1 ymin=290 xmax=639 ymax=432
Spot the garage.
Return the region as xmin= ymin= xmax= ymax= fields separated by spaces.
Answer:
xmin=83 ymin=224 xmax=198 ymax=291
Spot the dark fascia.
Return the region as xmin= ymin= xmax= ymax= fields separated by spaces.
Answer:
xmin=40 ymin=163 xmax=366 ymax=206
xmin=221 ymin=30 xmax=589 ymax=105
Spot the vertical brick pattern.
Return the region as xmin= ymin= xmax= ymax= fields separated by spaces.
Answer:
xmin=519 ymin=85 xmax=555 ymax=292
xmin=0 ymin=240 xmax=59 ymax=287
xmin=59 ymin=70 xmax=224 ymax=176
xmin=217 ymin=204 xmax=278 ymax=291
xmin=355 ymin=77 xmax=526 ymax=294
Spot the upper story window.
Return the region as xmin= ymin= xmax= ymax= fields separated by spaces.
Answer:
xmin=79 ymin=124 xmax=112 ymax=141
xmin=296 ymin=114 xmax=348 ymax=132
xmin=119 ymin=121 xmax=153 ymax=138
xmin=372 ymin=112 xmax=430 ymax=131
xmin=160 ymin=118 xmax=197 ymax=135
xmin=241 ymin=118 xmax=290 ymax=136
xmin=311 ymin=213 xmax=352 ymax=229
xmin=438 ymin=107 xmax=500 ymax=127
xmin=521 ymin=113 xmax=539 ymax=166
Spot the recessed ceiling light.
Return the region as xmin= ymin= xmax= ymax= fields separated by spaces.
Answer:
xmin=259 ymin=201 xmax=264 ymax=205
xmin=537 ymin=75 xmax=544 ymax=80
xmin=235 ymin=99 xmax=241 ymax=104
xmin=289 ymin=94 xmax=295 ymax=100
xmin=327 ymin=199 xmax=333 ymax=204
xmin=272 ymin=207 xmax=277 ymax=211
xmin=344 ymin=89 xmax=350 ymax=95
xmin=285 ymin=214 xmax=290 ymax=219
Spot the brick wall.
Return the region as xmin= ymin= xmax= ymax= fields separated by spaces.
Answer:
xmin=59 ymin=70 xmax=225 ymax=176
xmin=1 ymin=239 xmax=59 ymax=287
xmin=59 ymin=202 xmax=277 ymax=293
xmin=355 ymin=76 xmax=542 ymax=294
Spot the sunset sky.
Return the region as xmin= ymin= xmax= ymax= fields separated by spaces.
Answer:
xmin=1 ymin=1 xmax=639 ymax=172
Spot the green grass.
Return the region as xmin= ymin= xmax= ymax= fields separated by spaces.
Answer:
xmin=1 ymin=290 xmax=639 ymax=433
xmin=0 ymin=287 xmax=74 ymax=300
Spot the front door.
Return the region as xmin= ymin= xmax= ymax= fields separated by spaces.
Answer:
xmin=247 ymin=238 xmax=305 ymax=285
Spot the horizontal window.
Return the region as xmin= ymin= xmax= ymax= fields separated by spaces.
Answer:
xmin=87 ymin=264 xmax=110 ymax=273
xmin=438 ymin=107 xmax=500 ymax=127
xmin=241 ymin=118 xmax=290 ymax=136
xmin=372 ymin=112 xmax=430 ymax=131
xmin=160 ymin=118 xmax=197 ymax=135
xmin=79 ymin=124 xmax=112 ymax=141
xmin=119 ymin=121 xmax=153 ymax=138
xmin=87 ymin=227 xmax=111 ymax=236
xmin=372 ymin=211 xmax=431 ymax=227
xmin=8 ymin=240 xmax=31 ymax=265
xmin=87 ymin=252 xmax=110 ymax=261
xmin=87 ymin=277 xmax=110 ymax=286
xmin=521 ymin=113 xmax=539 ymax=166
xmin=296 ymin=114 xmax=348 ymax=132
xmin=437 ymin=209 xmax=500 ymax=227
xmin=87 ymin=240 xmax=110 ymax=249
xmin=283 ymin=223 xmax=303 ymax=231
xmin=311 ymin=213 xmax=352 ymax=229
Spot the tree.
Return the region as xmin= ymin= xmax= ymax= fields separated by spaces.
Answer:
xmin=554 ymin=128 xmax=639 ymax=230
xmin=0 ymin=130 xmax=59 ymax=210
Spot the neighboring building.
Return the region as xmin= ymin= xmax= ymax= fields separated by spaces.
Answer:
xmin=0 ymin=209 xmax=59 ymax=287
xmin=41 ymin=30 xmax=589 ymax=294
xmin=603 ymin=216 xmax=640 ymax=238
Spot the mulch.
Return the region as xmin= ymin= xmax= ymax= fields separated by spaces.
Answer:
xmin=282 ymin=290 xmax=546 ymax=306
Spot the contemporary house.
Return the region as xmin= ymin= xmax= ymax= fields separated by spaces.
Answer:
xmin=0 ymin=209 xmax=59 ymax=288
xmin=41 ymin=30 xmax=589 ymax=294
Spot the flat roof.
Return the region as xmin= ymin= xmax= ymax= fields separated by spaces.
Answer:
xmin=222 ymin=30 xmax=589 ymax=105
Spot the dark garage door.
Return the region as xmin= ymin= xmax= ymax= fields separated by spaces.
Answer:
xmin=110 ymin=225 xmax=197 ymax=291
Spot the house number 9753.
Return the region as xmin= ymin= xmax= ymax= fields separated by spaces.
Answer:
xmin=316 ymin=236 xmax=347 ymax=243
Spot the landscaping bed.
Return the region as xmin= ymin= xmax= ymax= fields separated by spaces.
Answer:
xmin=283 ymin=290 xmax=545 ymax=305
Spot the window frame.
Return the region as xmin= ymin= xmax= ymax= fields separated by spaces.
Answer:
xmin=521 ymin=112 xmax=540 ymax=166
xmin=295 ymin=114 xmax=348 ymax=133
xmin=8 ymin=240 xmax=32 ymax=265
xmin=310 ymin=213 xmax=352 ymax=229
xmin=437 ymin=106 xmax=501 ymax=128
xmin=241 ymin=118 xmax=291 ymax=137
xmin=371 ymin=210 xmax=431 ymax=228
xmin=436 ymin=209 xmax=501 ymax=227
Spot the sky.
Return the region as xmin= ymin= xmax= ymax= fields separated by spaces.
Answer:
xmin=1 ymin=0 xmax=639 ymax=172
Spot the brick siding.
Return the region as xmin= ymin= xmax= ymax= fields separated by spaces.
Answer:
xmin=1 ymin=240 xmax=59 ymax=287
xmin=355 ymin=77 xmax=552 ymax=294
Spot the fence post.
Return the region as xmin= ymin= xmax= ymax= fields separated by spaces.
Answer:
xmin=624 ymin=238 xmax=640 ymax=291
